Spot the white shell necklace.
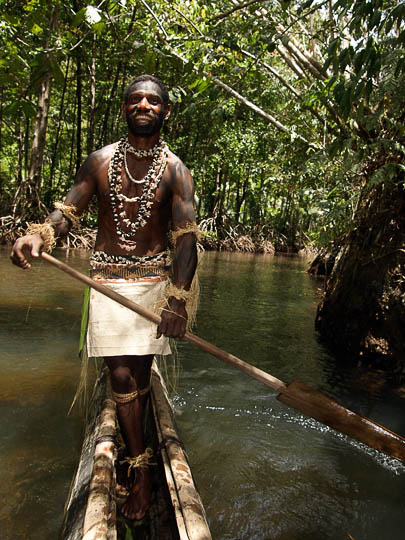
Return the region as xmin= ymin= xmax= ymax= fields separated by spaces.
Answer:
xmin=124 ymin=148 xmax=145 ymax=184
xmin=108 ymin=135 xmax=168 ymax=251
xmin=124 ymin=139 xmax=162 ymax=184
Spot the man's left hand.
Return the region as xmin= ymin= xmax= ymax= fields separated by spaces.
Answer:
xmin=157 ymin=297 xmax=188 ymax=339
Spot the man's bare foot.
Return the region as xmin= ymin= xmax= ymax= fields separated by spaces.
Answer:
xmin=121 ymin=468 xmax=152 ymax=521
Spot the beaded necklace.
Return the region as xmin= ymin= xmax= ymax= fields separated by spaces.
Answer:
xmin=108 ymin=135 xmax=168 ymax=252
xmin=126 ymin=143 xmax=157 ymax=158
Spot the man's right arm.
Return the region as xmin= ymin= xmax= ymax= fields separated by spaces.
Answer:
xmin=10 ymin=153 xmax=100 ymax=269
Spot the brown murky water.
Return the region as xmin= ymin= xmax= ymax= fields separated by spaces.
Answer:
xmin=1 ymin=247 xmax=404 ymax=539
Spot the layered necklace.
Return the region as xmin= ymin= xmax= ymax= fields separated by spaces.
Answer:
xmin=108 ymin=135 xmax=168 ymax=252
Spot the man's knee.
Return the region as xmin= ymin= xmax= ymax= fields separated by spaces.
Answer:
xmin=130 ymin=355 xmax=153 ymax=386
xmin=109 ymin=365 xmax=132 ymax=391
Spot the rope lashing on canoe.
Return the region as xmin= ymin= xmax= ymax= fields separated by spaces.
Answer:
xmin=54 ymin=201 xmax=80 ymax=229
xmin=112 ymin=385 xmax=151 ymax=404
xmin=158 ymin=435 xmax=185 ymax=451
xmin=25 ymin=220 xmax=56 ymax=253
xmin=95 ymin=434 xmax=117 ymax=445
xmin=121 ymin=447 xmax=156 ymax=477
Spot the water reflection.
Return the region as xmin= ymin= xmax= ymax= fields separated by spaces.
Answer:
xmin=0 ymin=248 xmax=91 ymax=540
xmin=1 ymin=248 xmax=404 ymax=540
xmin=174 ymin=251 xmax=405 ymax=540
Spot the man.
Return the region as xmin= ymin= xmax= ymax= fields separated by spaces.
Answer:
xmin=10 ymin=74 xmax=198 ymax=521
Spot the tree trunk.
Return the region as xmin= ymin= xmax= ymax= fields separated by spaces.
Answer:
xmin=212 ymin=164 xmax=222 ymax=232
xmin=97 ymin=61 xmax=122 ymax=147
xmin=16 ymin=119 xmax=23 ymax=186
xmin=87 ymin=35 xmax=97 ymax=156
xmin=235 ymin=165 xmax=249 ymax=225
xmin=24 ymin=116 xmax=30 ymax=180
xmin=217 ymin=162 xmax=228 ymax=228
xmin=315 ymin=181 xmax=405 ymax=379
xmin=12 ymin=7 xmax=59 ymax=219
xmin=12 ymin=72 xmax=52 ymax=218
xmin=48 ymin=56 xmax=70 ymax=202
xmin=75 ymin=51 xmax=83 ymax=176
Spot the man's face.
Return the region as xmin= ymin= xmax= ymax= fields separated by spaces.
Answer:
xmin=123 ymin=81 xmax=170 ymax=137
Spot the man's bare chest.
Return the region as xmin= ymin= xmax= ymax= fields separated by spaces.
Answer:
xmin=96 ymin=170 xmax=171 ymax=216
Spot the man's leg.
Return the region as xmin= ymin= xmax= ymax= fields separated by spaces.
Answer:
xmin=105 ymin=354 xmax=153 ymax=520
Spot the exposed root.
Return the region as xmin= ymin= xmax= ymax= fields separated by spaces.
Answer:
xmin=0 ymin=215 xmax=96 ymax=249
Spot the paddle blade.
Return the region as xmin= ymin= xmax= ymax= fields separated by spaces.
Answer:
xmin=277 ymin=380 xmax=405 ymax=461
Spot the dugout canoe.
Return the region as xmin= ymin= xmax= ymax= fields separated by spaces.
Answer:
xmin=61 ymin=362 xmax=211 ymax=540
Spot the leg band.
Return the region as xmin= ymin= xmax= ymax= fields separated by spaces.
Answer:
xmin=120 ymin=447 xmax=156 ymax=477
xmin=113 ymin=389 xmax=139 ymax=404
xmin=112 ymin=384 xmax=151 ymax=404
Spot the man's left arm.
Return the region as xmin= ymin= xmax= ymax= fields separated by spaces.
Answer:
xmin=157 ymin=161 xmax=198 ymax=339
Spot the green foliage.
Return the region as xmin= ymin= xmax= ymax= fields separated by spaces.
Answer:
xmin=0 ymin=0 xmax=404 ymax=248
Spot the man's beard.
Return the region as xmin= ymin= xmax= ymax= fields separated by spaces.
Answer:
xmin=126 ymin=108 xmax=165 ymax=137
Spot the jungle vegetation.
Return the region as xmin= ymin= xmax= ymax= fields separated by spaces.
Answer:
xmin=1 ymin=0 xmax=404 ymax=371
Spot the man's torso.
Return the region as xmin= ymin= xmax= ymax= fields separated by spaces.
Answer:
xmin=88 ymin=141 xmax=180 ymax=257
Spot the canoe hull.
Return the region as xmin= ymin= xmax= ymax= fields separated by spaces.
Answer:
xmin=61 ymin=362 xmax=211 ymax=540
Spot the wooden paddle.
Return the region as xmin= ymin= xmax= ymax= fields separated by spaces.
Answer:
xmin=41 ymin=252 xmax=405 ymax=461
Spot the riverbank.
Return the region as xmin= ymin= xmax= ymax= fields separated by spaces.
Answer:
xmin=0 ymin=215 xmax=316 ymax=256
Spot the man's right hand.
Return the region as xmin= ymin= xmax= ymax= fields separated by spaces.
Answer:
xmin=10 ymin=233 xmax=44 ymax=269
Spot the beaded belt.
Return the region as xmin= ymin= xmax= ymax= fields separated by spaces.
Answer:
xmin=89 ymin=250 xmax=171 ymax=280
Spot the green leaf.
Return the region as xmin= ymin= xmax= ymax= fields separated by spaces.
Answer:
xmin=327 ymin=38 xmax=339 ymax=58
xmin=353 ymin=81 xmax=364 ymax=101
xmin=92 ymin=21 xmax=105 ymax=36
xmin=333 ymin=80 xmax=345 ymax=103
xmin=326 ymin=186 xmax=339 ymax=199
xmin=144 ymin=51 xmax=156 ymax=73
xmin=392 ymin=4 xmax=404 ymax=20
xmin=365 ymin=79 xmax=373 ymax=101
xmin=188 ymin=79 xmax=201 ymax=90
xmin=297 ymin=0 xmax=314 ymax=14
xmin=31 ymin=23 xmax=43 ymax=35
xmin=335 ymin=0 xmax=348 ymax=8
xmin=341 ymin=89 xmax=352 ymax=118
xmin=338 ymin=47 xmax=349 ymax=71
xmin=370 ymin=10 xmax=381 ymax=30
xmin=3 ymin=101 xmax=21 ymax=116
xmin=367 ymin=52 xmax=381 ymax=78
xmin=385 ymin=16 xmax=394 ymax=34
xmin=353 ymin=49 xmax=365 ymax=74
xmin=328 ymin=138 xmax=343 ymax=158
xmin=279 ymin=0 xmax=292 ymax=10
xmin=326 ymin=75 xmax=337 ymax=89
xmin=185 ymin=103 xmax=196 ymax=116
xmin=194 ymin=79 xmax=210 ymax=94
xmin=21 ymin=100 xmax=36 ymax=118
xmin=211 ymin=107 xmax=223 ymax=121
xmin=124 ymin=522 xmax=134 ymax=540
xmin=323 ymin=56 xmax=332 ymax=71
xmin=49 ymin=57 xmax=65 ymax=86
xmin=72 ymin=8 xmax=87 ymax=28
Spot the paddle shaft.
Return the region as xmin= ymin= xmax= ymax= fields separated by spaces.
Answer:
xmin=40 ymin=252 xmax=405 ymax=461
xmin=41 ymin=252 xmax=286 ymax=393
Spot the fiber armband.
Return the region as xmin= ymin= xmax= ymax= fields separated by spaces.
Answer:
xmin=25 ymin=220 xmax=56 ymax=253
xmin=170 ymin=222 xmax=202 ymax=245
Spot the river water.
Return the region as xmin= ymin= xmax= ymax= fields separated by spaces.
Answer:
xmin=1 ymin=247 xmax=404 ymax=540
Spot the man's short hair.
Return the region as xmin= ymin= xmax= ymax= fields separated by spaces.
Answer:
xmin=123 ymin=74 xmax=170 ymax=107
